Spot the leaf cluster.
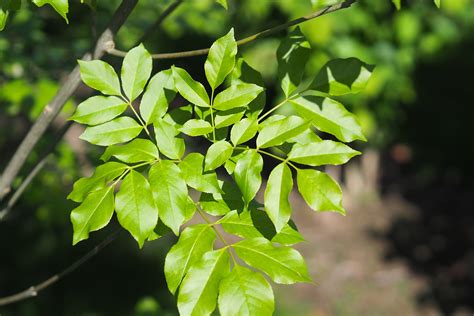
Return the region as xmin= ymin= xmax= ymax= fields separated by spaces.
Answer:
xmin=68 ymin=27 xmax=372 ymax=315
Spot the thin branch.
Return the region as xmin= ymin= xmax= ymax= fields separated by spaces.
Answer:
xmin=0 ymin=122 xmax=72 ymax=221
xmin=138 ymin=0 xmax=184 ymax=43
xmin=107 ymin=0 xmax=357 ymax=59
xmin=0 ymin=0 xmax=139 ymax=202
xmin=0 ymin=230 xmax=121 ymax=306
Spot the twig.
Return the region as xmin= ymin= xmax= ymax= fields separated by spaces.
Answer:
xmin=138 ymin=0 xmax=184 ymax=43
xmin=0 ymin=122 xmax=72 ymax=221
xmin=0 ymin=230 xmax=121 ymax=306
xmin=0 ymin=0 xmax=140 ymax=201
xmin=107 ymin=0 xmax=357 ymax=59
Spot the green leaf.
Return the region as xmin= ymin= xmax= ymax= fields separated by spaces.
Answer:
xmin=218 ymin=265 xmax=274 ymax=316
xmin=166 ymin=104 xmax=193 ymax=126
xmin=204 ymin=140 xmax=233 ymax=171
xmin=297 ymin=169 xmax=345 ymax=214
xmin=178 ymin=249 xmax=230 ymax=316
xmin=213 ymin=84 xmax=264 ymax=111
xmin=220 ymin=210 xmax=262 ymax=238
xmin=149 ymin=160 xmax=195 ymax=235
xmin=231 ymin=58 xmax=266 ymax=118
xmin=69 ymin=96 xmax=127 ymax=126
xmin=100 ymin=138 xmax=158 ymax=163
xmin=257 ymin=116 xmax=309 ymax=149
xmin=233 ymin=237 xmax=311 ymax=284
xmin=310 ymin=57 xmax=374 ymax=96
xmin=140 ymin=69 xmax=176 ymax=125
xmin=272 ymin=221 xmax=305 ymax=245
xmin=288 ymin=140 xmax=360 ymax=166
xmin=215 ymin=109 xmax=245 ymax=129
xmin=234 ymin=149 xmax=263 ymax=205
xmin=80 ymin=117 xmax=143 ymax=146
xmin=199 ymin=193 xmax=231 ymax=216
xmin=78 ymin=60 xmax=121 ymax=96
xmin=121 ymin=44 xmax=152 ymax=102
xmin=0 ymin=9 xmax=8 ymax=31
xmin=164 ymin=224 xmax=216 ymax=295
xmin=115 ymin=170 xmax=158 ymax=247
xmin=153 ymin=118 xmax=185 ymax=159
xmin=179 ymin=119 xmax=213 ymax=136
xmin=205 ymin=28 xmax=237 ymax=90
xmin=277 ymin=27 xmax=311 ymax=98
xmin=71 ymin=186 xmax=114 ymax=245
xmin=289 ymin=95 xmax=366 ymax=142
xmin=264 ymin=163 xmax=293 ymax=232
xmin=67 ymin=162 xmax=128 ymax=202
xmin=216 ymin=0 xmax=227 ymax=9
xmin=32 ymin=0 xmax=68 ymax=22
xmin=434 ymin=0 xmax=440 ymax=8
xmin=230 ymin=118 xmax=258 ymax=146
xmin=179 ymin=153 xmax=222 ymax=194
xmin=172 ymin=66 xmax=210 ymax=108
xmin=392 ymin=0 xmax=401 ymax=9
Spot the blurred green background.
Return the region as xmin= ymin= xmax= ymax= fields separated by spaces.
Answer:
xmin=1 ymin=0 xmax=473 ymax=315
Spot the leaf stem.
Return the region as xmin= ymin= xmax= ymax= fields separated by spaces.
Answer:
xmin=209 ymin=89 xmax=216 ymax=143
xmin=123 ymin=97 xmax=152 ymax=138
xmin=257 ymin=149 xmax=298 ymax=170
xmin=196 ymin=205 xmax=237 ymax=263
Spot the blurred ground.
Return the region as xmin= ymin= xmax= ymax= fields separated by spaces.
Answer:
xmin=272 ymin=150 xmax=472 ymax=316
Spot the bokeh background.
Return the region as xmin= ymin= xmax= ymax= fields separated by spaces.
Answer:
xmin=1 ymin=0 xmax=474 ymax=315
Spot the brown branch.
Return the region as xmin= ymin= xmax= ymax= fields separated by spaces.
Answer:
xmin=107 ymin=0 xmax=357 ymax=59
xmin=0 ymin=230 xmax=121 ymax=306
xmin=0 ymin=0 xmax=139 ymax=201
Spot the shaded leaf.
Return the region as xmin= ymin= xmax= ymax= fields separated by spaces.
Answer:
xmin=179 ymin=153 xmax=222 ymax=194
xmin=310 ymin=57 xmax=374 ymax=96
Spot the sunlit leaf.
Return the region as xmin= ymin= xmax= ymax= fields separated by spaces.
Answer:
xmin=204 ymin=140 xmax=233 ymax=171
xmin=234 ymin=149 xmax=263 ymax=205
xmin=257 ymin=116 xmax=310 ymax=148
xmin=153 ymin=118 xmax=185 ymax=160
xmin=78 ymin=60 xmax=121 ymax=96
xmin=173 ymin=66 xmax=210 ymax=108
xmin=140 ymin=69 xmax=176 ymax=125
xmin=69 ymin=96 xmax=127 ymax=126
xmin=205 ymin=28 xmax=237 ymax=90
xmin=100 ymin=138 xmax=159 ymax=163
xmin=80 ymin=117 xmax=143 ymax=146
xmin=230 ymin=118 xmax=258 ymax=146
xmin=264 ymin=163 xmax=293 ymax=232
xmin=179 ymin=119 xmax=213 ymax=136
xmin=288 ymin=140 xmax=360 ymax=166
xmin=213 ymin=84 xmax=264 ymax=111
xmin=121 ymin=44 xmax=152 ymax=101
xmin=179 ymin=153 xmax=222 ymax=194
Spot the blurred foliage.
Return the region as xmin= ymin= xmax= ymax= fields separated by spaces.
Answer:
xmin=1 ymin=0 xmax=474 ymax=315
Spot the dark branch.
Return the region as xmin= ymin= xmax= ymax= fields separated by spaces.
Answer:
xmin=0 ymin=230 xmax=121 ymax=306
xmin=107 ymin=0 xmax=358 ymax=59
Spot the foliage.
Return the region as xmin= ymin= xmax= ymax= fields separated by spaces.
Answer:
xmin=67 ymin=26 xmax=371 ymax=315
